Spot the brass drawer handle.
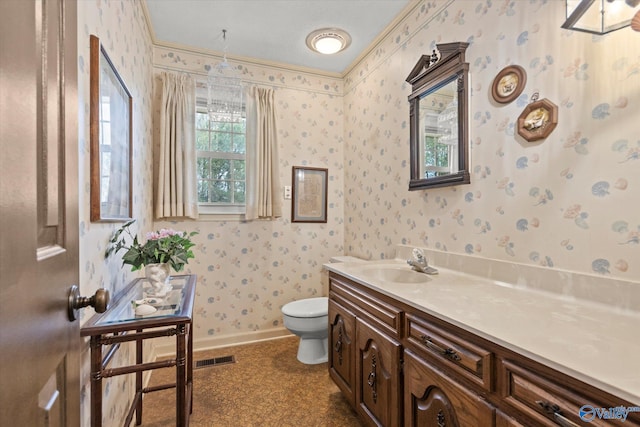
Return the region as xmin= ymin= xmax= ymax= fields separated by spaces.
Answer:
xmin=334 ymin=326 xmax=343 ymax=365
xmin=536 ymin=400 xmax=580 ymax=427
xmin=367 ymin=371 xmax=376 ymax=386
xmin=367 ymin=354 xmax=378 ymax=403
xmin=420 ymin=335 xmax=461 ymax=362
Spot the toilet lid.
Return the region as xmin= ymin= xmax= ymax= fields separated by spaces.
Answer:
xmin=282 ymin=297 xmax=328 ymax=318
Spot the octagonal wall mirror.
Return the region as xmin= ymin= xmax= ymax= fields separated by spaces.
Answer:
xmin=406 ymin=42 xmax=470 ymax=190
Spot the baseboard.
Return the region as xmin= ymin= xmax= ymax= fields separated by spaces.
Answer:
xmin=155 ymin=327 xmax=294 ymax=358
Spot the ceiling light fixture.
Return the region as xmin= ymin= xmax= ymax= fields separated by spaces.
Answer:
xmin=561 ymin=0 xmax=640 ymax=34
xmin=306 ymin=28 xmax=352 ymax=55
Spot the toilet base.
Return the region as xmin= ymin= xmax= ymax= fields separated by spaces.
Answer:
xmin=296 ymin=336 xmax=328 ymax=364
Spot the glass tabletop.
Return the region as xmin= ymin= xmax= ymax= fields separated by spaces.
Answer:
xmin=81 ymin=275 xmax=196 ymax=335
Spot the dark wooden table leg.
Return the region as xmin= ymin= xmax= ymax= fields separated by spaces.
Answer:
xmin=176 ymin=324 xmax=186 ymax=427
xmin=188 ymin=320 xmax=193 ymax=414
xmin=136 ymin=328 xmax=143 ymax=425
xmin=90 ymin=336 xmax=103 ymax=427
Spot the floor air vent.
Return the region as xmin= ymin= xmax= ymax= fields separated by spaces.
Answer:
xmin=195 ymin=355 xmax=235 ymax=369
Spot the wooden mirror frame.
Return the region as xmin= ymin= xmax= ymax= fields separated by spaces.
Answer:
xmin=406 ymin=42 xmax=470 ymax=190
xmin=90 ymin=35 xmax=133 ymax=222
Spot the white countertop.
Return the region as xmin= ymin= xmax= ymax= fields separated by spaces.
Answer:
xmin=324 ymin=258 xmax=640 ymax=405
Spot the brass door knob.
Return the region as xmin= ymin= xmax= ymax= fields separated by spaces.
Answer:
xmin=67 ymin=285 xmax=110 ymax=321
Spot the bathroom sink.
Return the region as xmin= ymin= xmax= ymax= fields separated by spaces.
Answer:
xmin=353 ymin=265 xmax=431 ymax=284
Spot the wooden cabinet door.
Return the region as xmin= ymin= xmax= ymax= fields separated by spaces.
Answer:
xmin=356 ymin=318 xmax=402 ymax=427
xmin=404 ymin=349 xmax=495 ymax=427
xmin=329 ymin=299 xmax=357 ymax=406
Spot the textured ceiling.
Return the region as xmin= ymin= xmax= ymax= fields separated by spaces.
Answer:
xmin=144 ymin=0 xmax=413 ymax=74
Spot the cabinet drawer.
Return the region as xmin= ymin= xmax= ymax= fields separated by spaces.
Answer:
xmin=406 ymin=313 xmax=493 ymax=392
xmin=329 ymin=273 xmax=402 ymax=336
xmin=500 ymin=359 xmax=640 ymax=426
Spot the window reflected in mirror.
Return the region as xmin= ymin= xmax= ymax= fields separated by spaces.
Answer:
xmin=407 ymin=43 xmax=470 ymax=190
xmin=418 ymin=76 xmax=459 ymax=179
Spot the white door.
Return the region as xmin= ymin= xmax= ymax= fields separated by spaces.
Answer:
xmin=0 ymin=0 xmax=81 ymax=425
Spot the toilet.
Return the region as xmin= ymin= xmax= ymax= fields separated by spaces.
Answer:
xmin=282 ymin=297 xmax=329 ymax=364
xmin=282 ymin=256 xmax=364 ymax=364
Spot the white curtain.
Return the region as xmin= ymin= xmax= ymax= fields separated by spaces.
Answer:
xmin=155 ymin=72 xmax=199 ymax=219
xmin=245 ymin=86 xmax=282 ymax=220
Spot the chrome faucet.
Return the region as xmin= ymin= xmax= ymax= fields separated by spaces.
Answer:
xmin=407 ymin=248 xmax=439 ymax=275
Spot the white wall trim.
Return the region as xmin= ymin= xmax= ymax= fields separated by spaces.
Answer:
xmin=155 ymin=327 xmax=293 ymax=358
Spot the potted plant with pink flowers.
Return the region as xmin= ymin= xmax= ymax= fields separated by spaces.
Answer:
xmin=106 ymin=220 xmax=197 ymax=292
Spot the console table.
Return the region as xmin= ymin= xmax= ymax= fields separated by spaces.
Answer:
xmin=81 ymin=274 xmax=196 ymax=427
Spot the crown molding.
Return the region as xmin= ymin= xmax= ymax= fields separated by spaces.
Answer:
xmin=153 ymin=39 xmax=344 ymax=80
xmin=342 ymin=0 xmax=422 ymax=77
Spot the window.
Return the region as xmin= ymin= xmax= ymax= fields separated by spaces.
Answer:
xmin=99 ymin=95 xmax=112 ymax=204
xmin=195 ymin=105 xmax=246 ymax=214
xmin=423 ymin=135 xmax=454 ymax=178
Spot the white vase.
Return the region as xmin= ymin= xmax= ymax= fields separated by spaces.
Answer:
xmin=145 ymin=263 xmax=171 ymax=294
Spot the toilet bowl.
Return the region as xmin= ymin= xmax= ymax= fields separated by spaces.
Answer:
xmin=282 ymin=297 xmax=328 ymax=364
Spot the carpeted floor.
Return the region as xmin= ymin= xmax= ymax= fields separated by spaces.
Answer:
xmin=139 ymin=336 xmax=363 ymax=426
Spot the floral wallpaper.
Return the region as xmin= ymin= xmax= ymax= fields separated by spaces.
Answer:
xmin=153 ymin=48 xmax=345 ymax=348
xmin=77 ymin=0 xmax=154 ymax=425
xmin=343 ymin=0 xmax=640 ymax=284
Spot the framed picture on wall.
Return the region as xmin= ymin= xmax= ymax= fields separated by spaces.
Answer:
xmin=292 ymin=166 xmax=328 ymax=223
xmin=517 ymin=98 xmax=558 ymax=142
xmin=491 ymin=65 xmax=526 ymax=104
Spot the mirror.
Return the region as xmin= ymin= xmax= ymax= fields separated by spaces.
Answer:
xmin=406 ymin=43 xmax=470 ymax=190
xmin=90 ymin=35 xmax=132 ymax=221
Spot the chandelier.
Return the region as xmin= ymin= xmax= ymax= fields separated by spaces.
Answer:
xmin=207 ymin=30 xmax=244 ymax=122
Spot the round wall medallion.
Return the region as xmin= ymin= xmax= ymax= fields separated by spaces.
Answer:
xmin=491 ymin=65 xmax=527 ymax=104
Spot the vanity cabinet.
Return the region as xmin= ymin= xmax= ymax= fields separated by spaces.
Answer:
xmin=328 ymin=271 xmax=640 ymax=427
